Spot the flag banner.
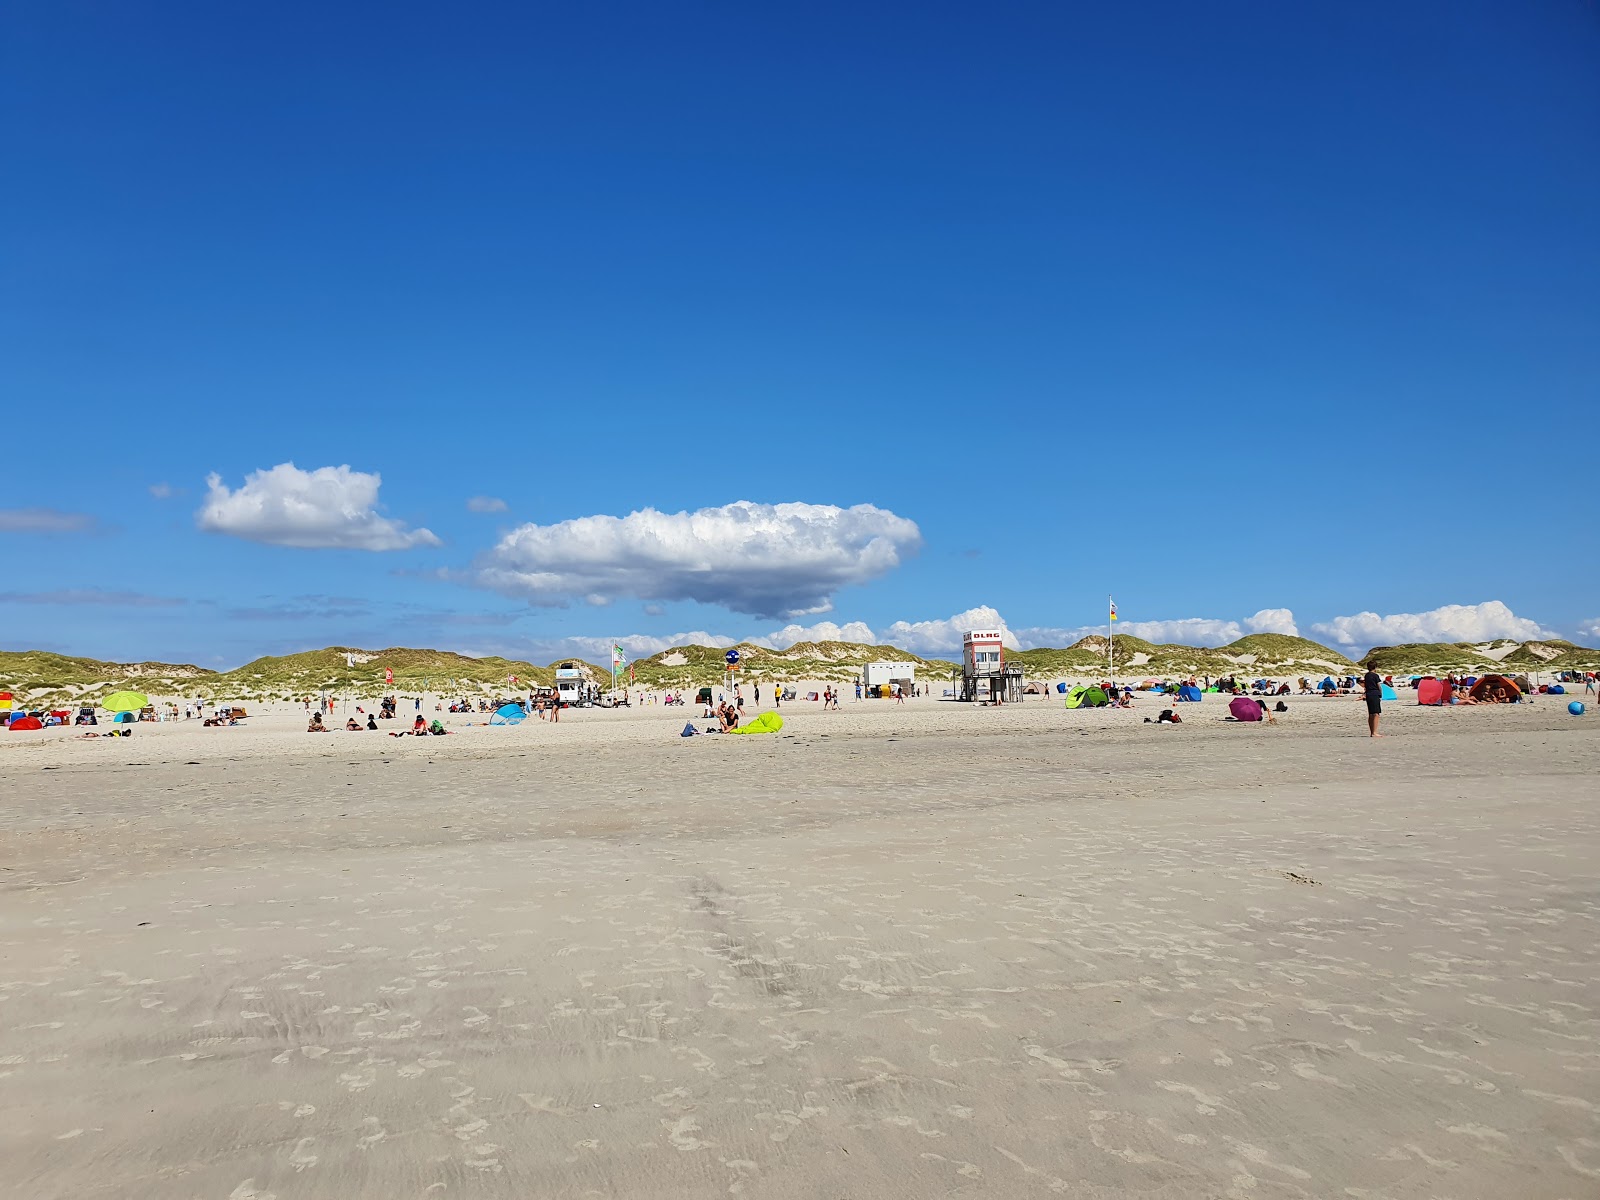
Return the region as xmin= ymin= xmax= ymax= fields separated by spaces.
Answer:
xmin=612 ymin=644 xmax=626 ymax=667
xmin=1109 ymin=600 xmax=1118 ymax=622
xmin=384 ymin=667 xmax=394 ymax=684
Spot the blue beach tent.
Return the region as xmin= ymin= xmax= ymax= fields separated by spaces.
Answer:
xmin=489 ymin=703 xmax=527 ymax=725
xmin=1177 ymin=684 xmax=1203 ymax=702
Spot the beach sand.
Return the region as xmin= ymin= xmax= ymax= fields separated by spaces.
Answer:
xmin=1 ymin=693 xmax=1596 ymax=1198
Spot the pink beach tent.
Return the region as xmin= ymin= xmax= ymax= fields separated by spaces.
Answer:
xmin=1416 ymin=677 xmax=1451 ymax=706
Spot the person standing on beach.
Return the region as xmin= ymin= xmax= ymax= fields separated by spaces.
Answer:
xmin=1363 ymin=666 xmax=1384 ymax=737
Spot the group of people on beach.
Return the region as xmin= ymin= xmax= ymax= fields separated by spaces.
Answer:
xmin=307 ymin=711 xmax=448 ymax=736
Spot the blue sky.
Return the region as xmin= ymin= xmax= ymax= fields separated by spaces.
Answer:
xmin=4 ymin=1 xmax=1597 ymax=667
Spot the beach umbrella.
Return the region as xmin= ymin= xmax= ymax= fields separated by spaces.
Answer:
xmin=103 ymin=690 xmax=149 ymax=713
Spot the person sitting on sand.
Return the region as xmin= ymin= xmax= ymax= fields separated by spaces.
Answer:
xmin=308 ymin=713 xmax=327 ymax=732
xmin=412 ymin=714 xmax=426 ymax=733
xmin=367 ymin=714 xmax=378 ymax=730
xmin=717 ymin=702 xmax=739 ymax=732
xmin=346 ymin=717 xmax=362 ymax=731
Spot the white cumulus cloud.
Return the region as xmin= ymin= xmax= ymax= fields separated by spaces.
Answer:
xmin=1243 ymin=608 xmax=1299 ymax=636
xmin=198 ymin=463 xmax=441 ymax=551
xmin=1311 ymin=600 xmax=1554 ymax=647
xmin=1579 ymin=618 xmax=1600 ymax=641
xmin=568 ymin=631 xmax=738 ymax=660
xmin=761 ymin=620 xmax=879 ymax=650
xmin=473 ymin=501 xmax=921 ymax=620
xmin=880 ymin=606 xmax=1020 ymax=654
xmin=467 ymin=495 xmax=507 ymax=513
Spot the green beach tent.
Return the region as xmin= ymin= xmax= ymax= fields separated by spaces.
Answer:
xmin=1065 ymin=685 xmax=1109 ymax=709
xmin=727 ymin=711 xmax=784 ymax=735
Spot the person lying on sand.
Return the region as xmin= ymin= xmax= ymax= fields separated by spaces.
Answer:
xmin=346 ymin=718 xmax=362 ymax=731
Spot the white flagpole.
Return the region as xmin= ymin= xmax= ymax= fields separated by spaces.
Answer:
xmin=1108 ymin=595 xmax=1115 ymax=692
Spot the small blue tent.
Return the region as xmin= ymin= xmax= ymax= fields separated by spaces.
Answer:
xmin=1380 ymin=683 xmax=1397 ymax=701
xmin=489 ymin=703 xmax=527 ymax=725
xmin=1056 ymin=682 xmax=1069 ymax=693
xmin=1177 ymin=684 xmax=1203 ymax=702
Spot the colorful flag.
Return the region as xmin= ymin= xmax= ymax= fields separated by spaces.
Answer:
xmin=384 ymin=667 xmax=394 ymax=684
xmin=1109 ymin=600 xmax=1118 ymax=622
xmin=612 ymin=644 xmax=625 ymax=667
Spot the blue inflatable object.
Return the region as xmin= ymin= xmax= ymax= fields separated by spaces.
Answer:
xmin=489 ymin=703 xmax=527 ymax=725
xmin=1569 ymin=701 xmax=1586 ymax=716
xmin=1548 ymin=685 xmax=1565 ymax=695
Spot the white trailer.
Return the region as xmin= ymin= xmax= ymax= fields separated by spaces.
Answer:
xmin=861 ymin=661 xmax=917 ymax=695
xmin=554 ymin=664 xmax=587 ymax=708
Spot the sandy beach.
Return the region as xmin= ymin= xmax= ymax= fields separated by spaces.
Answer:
xmin=1 ymin=693 xmax=1596 ymax=1198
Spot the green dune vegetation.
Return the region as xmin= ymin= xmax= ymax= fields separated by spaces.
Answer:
xmin=1008 ymin=634 xmax=1357 ymax=680
xmin=624 ymin=640 xmax=958 ymax=688
xmin=5 ymin=634 xmax=1592 ymax=707
xmin=0 ymin=650 xmax=218 ymax=705
xmin=213 ymin=647 xmax=587 ymax=701
xmin=1359 ymin=639 xmax=1600 ymax=674
xmin=0 ymin=646 xmax=605 ymax=706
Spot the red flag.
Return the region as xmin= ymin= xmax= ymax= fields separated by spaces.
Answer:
xmin=384 ymin=667 xmax=394 ymax=685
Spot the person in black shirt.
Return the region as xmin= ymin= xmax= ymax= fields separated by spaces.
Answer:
xmin=1363 ymin=668 xmax=1384 ymax=738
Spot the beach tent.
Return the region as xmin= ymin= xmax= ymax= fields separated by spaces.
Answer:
xmin=113 ymin=711 xmax=135 ymax=724
xmin=727 ymin=712 xmax=784 ymax=735
xmin=1228 ymin=696 xmax=1263 ymax=722
xmin=489 ymin=703 xmax=527 ymax=725
xmin=1065 ymin=685 xmax=1109 ymax=709
xmin=1177 ymin=684 xmax=1203 ymax=702
xmin=1318 ymin=677 xmax=1337 ymax=693
xmin=1056 ymin=683 xmax=1069 ymax=693
xmin=1549 ymin=685 xmax=1566 ymax=695
xmin=7 ymin=715 xmax=42 ymax=731
xmin=1380 ymin=683 xmax=1397 ymax=701
xmin=1416 ymin=678 xmax=1451 ymax=706
xmin=1469 ymin=674 xmax=1521 ymax=702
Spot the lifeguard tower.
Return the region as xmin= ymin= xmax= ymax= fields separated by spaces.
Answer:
xmin=955 ymin=629 xmax=1023 ymax=703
